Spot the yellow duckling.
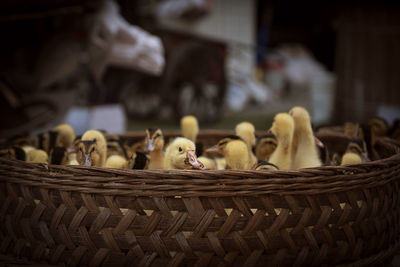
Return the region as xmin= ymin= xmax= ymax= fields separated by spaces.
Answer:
xmin=21 ymin=145 xmax=35 ymax=161
xmin=53 ymin=123 xmax=76 ymax=149
xmin=181 ymin=115 xmax=203 ymax=156
xmin=268 ymin=113 xmax=295 ymax=170
xmin=106 ymin=155 xmax=128 ymax=169
xmin=340 ymin=138 xmax=369 ymax=165
xmin=225 ymin=140 xmax=251 ymax=170
xmin=181 ymin=115 xmax=199 ymax=143
xmin=145 ymin=128 xmax=164 ymax=169
xmin=206 ymin=135 xmax=251 ymax=170
xmin=163 ymin=137 xmax=205 ymax=170
xmin=255 ymin=134 xmax=277 ymax=162
xmin=289 ymin=106 xmax=322 ymax=169
xmin=77 ymin=130 xmax=107 ymax=167
xmin=235 ymin=121 xmax=258 ymax=168
xmin=28 ymin=149 xmax=49 ymax=164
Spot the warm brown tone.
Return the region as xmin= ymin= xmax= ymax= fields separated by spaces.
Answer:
xmin=0 ymin=130 xmax=399 ymax=266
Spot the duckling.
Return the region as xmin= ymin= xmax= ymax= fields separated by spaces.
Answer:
xmin=255 ymin=134 xmax=277 ymax=161
xmin=254 ymin=161 xmax=279 ymax=171
xmin=21 ymin=145 xmax=35 ymax=161
xmin=340 ymin=138 xmax=369 ymax=166
xmin=235 ymin=122 xmax=258 ymax=168
xmin=215 ymin=157 xmax=227 ymax=170
xmin=289 ymin=106 xmax=322 ymax=169
xmin=181 ymin=115 xmax=203 ymax=156
xmin=181 ymin=115 xmax=199 ymax=143
xmin=77 ymin=130 xmax=107 ymax=167
xmin=0 ymin=146 xmax=26 ymax=161
xmin=106 ymin=135 xmax=126 ymax=158
xmin=368 ymin=117 xmax=389 ymax=137
xmin=163 ymin=137 xmax=205 ymax=170
xmin=225 ymin=140 xmax=251 ymax=170
xmin=28 ymin=149 xmax=48 ymax=164
xmin=268 ymin=113 xmax=295 ymax=170
xmin=340 ymin=152 xmax=362 ymax=165
xmin=53 ymin=123 xmax=76 ymax=149
xmin=206 ymin=136 xmax=252 ymax=170
xmin=206 ymin=135 xmax=242 ymax=156
xmin=106 ymin=155 xmax=128 ymax=169
xmin=145 ymin=128 xmax=164 ymax=169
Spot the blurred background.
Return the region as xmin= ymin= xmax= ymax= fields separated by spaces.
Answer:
xmin=0 ymin=0 xmax=399 ymax=136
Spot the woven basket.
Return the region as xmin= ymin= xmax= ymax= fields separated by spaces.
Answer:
xmin=0 ymin=131 xmax=400 ymax=267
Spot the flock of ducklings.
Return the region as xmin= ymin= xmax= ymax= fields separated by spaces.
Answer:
xmin=0 ymin=106 xmax=398 ymax=171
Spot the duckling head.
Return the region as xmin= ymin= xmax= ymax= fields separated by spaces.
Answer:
xmin=164 ymin=137 xmax=205 ymax=170
xmin=145 ymin=128 xmax=164 ymax=152
xmin=224 ymin=139 xmax=250 ymax=170
xmin=181 ymin=115 xmax=199 ymax=142
xmin=77 ymin=140 xmax=101 ymax=167
xmin=205 ymin=135 xmax=242 ymax=156
xmin=53 ymin=123 xmax=76 ymax=148
xmin=346 ymin=138 xmax=369 ymax=162
xmin=270 ymin=113 xmax=295 ymax=145
xmin=235 ymin=121 xmax=256 ymax=148
xmin=289 ymin=106 xmax=312 ymax=132
xmin=255 ymin=134 xmax=277 ymax=161
xmin=368 ymin=117 xmax=389 ymax=137
xmin=28 ymin=149 xmax=48 ymax=164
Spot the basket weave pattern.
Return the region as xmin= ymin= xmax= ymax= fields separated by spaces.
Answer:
xmin=0 ymin=133 xmax=399 ymax=266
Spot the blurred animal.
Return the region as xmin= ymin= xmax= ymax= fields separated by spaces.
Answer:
xmin=181 ymin=115 xmax=203 ymax=156
xmin=268 ymin=113 xmax=295 ymax=170
xmin=77 ymin=130 xmax=107 ymax=167
xmin=255 ymin=134 xmax=277 ymax=162
xmin=28 ymin=149 xmax=48 ymax=164
xmin=53 ymin=123 xmax=76 ymax=149
xmin=206 ymin=135 xmax=252 ymax=170
xmin=144 ymin=128 xmax=164 ymax=169
xmin=235 ymin=121 xmax=258 ymax=168
xmin=289 ymin=106 xmax=322 ymax=169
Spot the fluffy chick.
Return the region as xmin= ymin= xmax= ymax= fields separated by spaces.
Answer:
xmin=268 ymin=113 xmax=295 ymax=170
xmin=28 ymin=149 xmax=48 ymax=164
xmin=289 ymin=106 xmax=322 ymax=169
xmin=77 ymin=130 xmax=107 ymax=167
xmin=163 ymin=137 xmax=205 ymax=170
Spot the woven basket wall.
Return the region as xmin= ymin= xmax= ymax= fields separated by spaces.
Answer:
xmin=0 ymin=131 xmax=399 ymax=266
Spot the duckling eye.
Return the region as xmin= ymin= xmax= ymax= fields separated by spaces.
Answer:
xmin=178 ymin=147 xmax=183 ymax=152
xmin=91 ymin=147 xmax=95 ymax=153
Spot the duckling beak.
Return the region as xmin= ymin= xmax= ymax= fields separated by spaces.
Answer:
xmin=185 ymin=150 xmax=205 ymax=170
xmin=205 ymin=145 xmax=223 ymax=156
xmin=266 ymin=129 xmax=273 ymax=134
xmin=314 ymin=136 xmax=324 ymax=148
xmin=146 ymin=139 xmax=155 ymax=151
xmin=83 ymin=154 xmax=92 ymax=166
